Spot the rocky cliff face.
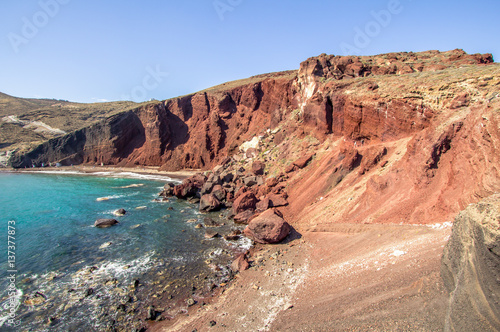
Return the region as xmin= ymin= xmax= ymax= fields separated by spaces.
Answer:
xmin=11 ymin=73 xmax=297 ymax=170
xmin=441 ymin=194 xmax=500 ymax=331
xmin=12 ymin=49 xmax=494 ymax=175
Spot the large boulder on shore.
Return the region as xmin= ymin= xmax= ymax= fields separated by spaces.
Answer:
xmin=232 ymin=192 xmax=258 ymax=214
xmin=173 ymin=174 xmax=206 ymax=199
xmin=94 ymin=219 xmax=119 ymax=228
xmin=243 ymin=209 xmax=290 ymax=244
xmin=199 ymin=194 xmax=222 ymax=212
xmin=441 ymin=194 xmax=500 ymax=331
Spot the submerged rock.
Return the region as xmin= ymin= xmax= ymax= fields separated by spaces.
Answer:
xmin=205 ymin=230 xmax=219 ymax=239
xmin=113 ymin=208 xmax=127 ymax=216
xmin=94 ymin=219 xmax=119 ymax=228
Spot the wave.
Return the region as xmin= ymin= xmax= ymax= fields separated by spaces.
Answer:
xmin=20 ymin=170 xmax=182 ymax=182
xmin=0 ymin=288 xmax=23 ymax=328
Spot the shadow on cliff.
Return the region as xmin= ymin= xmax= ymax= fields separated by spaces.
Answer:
xmin=165 ymin=111 xmax=190 ymax=151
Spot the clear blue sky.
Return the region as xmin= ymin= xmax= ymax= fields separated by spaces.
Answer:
xmin=1 ymin=0 xmax=498 ymax=103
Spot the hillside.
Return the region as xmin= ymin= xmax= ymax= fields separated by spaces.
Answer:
xmin=0 ymin=92 xmax=137 ymax=153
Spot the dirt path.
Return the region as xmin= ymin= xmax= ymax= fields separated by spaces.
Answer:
xmin=152 ymin=223 xmax=451 ymax=331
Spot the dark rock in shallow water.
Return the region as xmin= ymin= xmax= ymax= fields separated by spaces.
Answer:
xmin=204 ymin=230 xmax=219 ymax=239
xmin=114 ymin=208 xmax=127 ymax=216
xmin=94 ymin=219 xmax=119 ymax=228
xmin=203 ymin=217 xmax=221 ymax=227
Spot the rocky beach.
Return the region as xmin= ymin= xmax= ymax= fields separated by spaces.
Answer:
xmin=2 ymin=49 xmax=500 ymax=331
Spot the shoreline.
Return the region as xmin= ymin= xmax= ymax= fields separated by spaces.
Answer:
xmin=155 ymin=223 xmax=452 ymax=331
xmin=0 ymin=165 xmax=199 ymax=181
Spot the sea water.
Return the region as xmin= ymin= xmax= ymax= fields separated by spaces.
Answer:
xmin=0 ymin=171 xmax=249 ymax=331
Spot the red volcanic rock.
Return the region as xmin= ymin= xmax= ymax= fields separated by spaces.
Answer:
xmin=450 ymin=93 xmax=470 ymax=109
xmin=243 ymin=209 xmax=291 ymax=244
xmin=211 ymin=185 xmax=226 ymax=202
xmin=299 ymin=49 xmax=493 ymax=82
xmin=293 ymin=154 xmax=314 ymax=169
xmin=231 ymin=253 xmax=249 ymax=272
xmin=234 ymin=186 xmax=248 ymax=200
xmin=267 ymin=193 xmax=289 ymax=207
xmin=199 ymin=194 xmax=222 ymax=212
xmin=252 ymin=161 xmax=265 ymax=175
xmin=233 ymin=210 xmax=256 ymax=224
xmin=266 ymin=177 xmax=280 ymax=188
xmin=233 ymin=192 xmax=258 ymax=214
xmin=285 ymin=164 xmax=298 ymax=173
xmin=174 ymin=174 xmax=206 ymax=199
xmin=256 ymin=197 xmax=271 ymax=212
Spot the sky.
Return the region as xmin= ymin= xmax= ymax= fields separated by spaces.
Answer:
xmin=0 ymin=0 xmax=499 ymax=104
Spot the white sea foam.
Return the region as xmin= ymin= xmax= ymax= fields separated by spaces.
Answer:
xmin=0 ymin=288 xmax=23 ymax=328
xmin=22 ymin=170 xmax=182 ymax=182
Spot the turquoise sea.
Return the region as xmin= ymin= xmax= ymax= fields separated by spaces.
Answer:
xmin=0 ymin=171 xmax=248 ymax=331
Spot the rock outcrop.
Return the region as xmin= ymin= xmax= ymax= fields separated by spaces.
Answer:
xmin=94 ymin=219 xmax=119 ymax=228
xmin=441 ymin=194 xmax=500 ymax=331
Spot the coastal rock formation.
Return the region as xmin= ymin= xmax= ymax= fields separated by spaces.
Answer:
xmin=94 ymin=219 xmax=119 ymax=228
xmin=243 ymin=209 xmax=291 ymax=244
xmin=199 ymin=194 xmax=222 ymax=212
xmin=9 ymin=50 xmax=500 ymax=231
xmin=441 ymin=194 xmax=500 ymax=331
xmin=11 ymin=50 xmax=493 ymax=172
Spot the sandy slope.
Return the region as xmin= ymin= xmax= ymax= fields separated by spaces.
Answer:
xmin=155 ymin=223 xmax=451 ymax=331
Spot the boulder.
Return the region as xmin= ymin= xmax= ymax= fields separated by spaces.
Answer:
xmin=268 ymin=193 xmax=289 ymax=207
xmin=256 ymin=197 xmax=271 ymax=212
xmin=94 ymin=219 xmax=119 ymax=228
xmin=204 ymin=230 xmax=219 ymax=239
xmin=211 ymin=185 xmax=226 ymax=202
xmin=230 ymin=253 xmax=250 ymax=272
xmin=233 ymin=210 xmax=256 ymax=224
xmin=199 ymin=194 xmax=221 ymax=212
xmin=243 ymin=209 xmax=291 ymax=244
xmin=160 ymin=183 xmax=175 ymax=197
xmin=203 ymin=217 xmax=221 ymax=227
xmin=244 ymin=176 xmax=258 ymax=187
xmin=293 ymin=154 xmax=314 ymax=169
xmin=233 ymin=192 xmax=258 ymax=214
xmin=113 ymin=208 xmax=127 ymax=216
xmin=252 ymin=161 xmax=265 ymax=175
xmin=224 ymin=229 xmax=242 ymax=241
xmin=285 ymin=164 xmax=298 ymax=173
xmin=173 ymin=174 xmax=206 ymax=199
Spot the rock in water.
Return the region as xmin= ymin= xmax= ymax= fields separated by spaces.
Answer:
xmin=441 ymin=194 xmax=500 ymax=332
xmin=113 ymin=208 xmax=127 ymax=216
xmin=94 ymin=219 xmax=119 ymax=228
xmin=243 ymin=209 xmax=290 ymax=244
